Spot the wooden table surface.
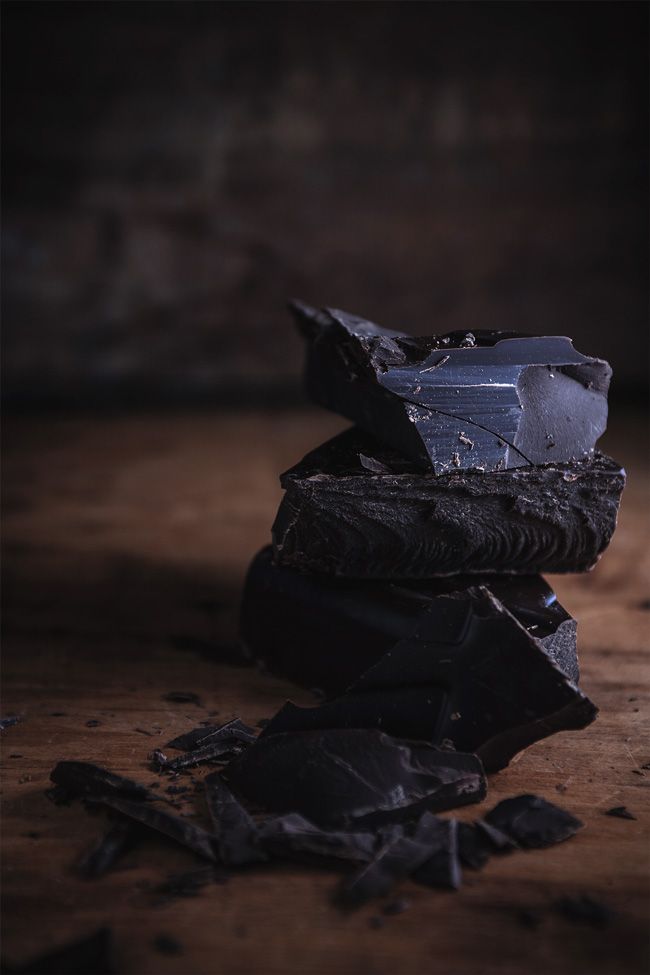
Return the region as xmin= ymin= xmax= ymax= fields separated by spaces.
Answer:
xmin=2 ymin=409 xmax=649 ymax=975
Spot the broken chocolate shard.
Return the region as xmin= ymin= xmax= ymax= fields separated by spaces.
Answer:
xmin=92 ymin=794 xmax=218 ymax=861
xmin=484 ymin=795 xmax=583 ymax=848
xmin=242 ymin=547 xmax=581 ymax=696
xmin=412 ymin=818 xmax=462 ymax=890
xmin=156 ymin=739 xmax=243 ymax=773
xmin=604 ymin=805 xmax=636 ymax=820
xmin=225 ymin=729 xmax=485 ymax=829
xmin=0 ymin=715 xmax=21 ymax=732
xmin=50 ymin=762 xmax=154 ymax=802
xmin=3 ymin=927 xmax=114 ymax=975
xmin=554 ymin=895 xmax=613 ymax=928
xmin=76 ymin=822 xmax=136 ymax=879
xmin=257 ymin=585 xmax=596 ymax=773
xmin=272 ymin=428 xmax=625 ymax=577
xmin=457 ymin=822 xmax=493 ymax=870
xmin=204 ymin=772 xmax=265 ymax=866
xmin=166 ymin=718 xmax=256 ymax=752
xmin=290 ymin=301 xmax=611 ymax=474
xmin=338 ymin=812 xmax=452 ymax=908
xmin=258 ymin=813 xmax=376 ymax=864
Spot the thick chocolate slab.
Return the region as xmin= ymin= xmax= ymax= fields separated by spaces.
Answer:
xmin=224 ymin=729 xmax=486 ymax=829
xmin=291 ymin=301 xmax=611 ymax=474
xmin=272 ymin=428 xmax=625 ymax=577
xmin=258 ymin=587 xmax=597 ymax=772
xmin=241 ymin=547 xmax=580 ymax=696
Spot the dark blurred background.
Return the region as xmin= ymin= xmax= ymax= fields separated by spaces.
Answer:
xmin=2 ymin=0 xmax=648 ymax=407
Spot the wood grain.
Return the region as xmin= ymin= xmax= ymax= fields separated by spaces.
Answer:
xmin=1 ymin=409 xmax=648 ymax=975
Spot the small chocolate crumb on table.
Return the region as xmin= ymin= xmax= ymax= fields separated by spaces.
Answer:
xmin=2 ymin=409 xmax=648 ymax=975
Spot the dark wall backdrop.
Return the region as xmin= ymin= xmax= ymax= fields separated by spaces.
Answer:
xmin=2 ymin=1 xmax=648 ymax=405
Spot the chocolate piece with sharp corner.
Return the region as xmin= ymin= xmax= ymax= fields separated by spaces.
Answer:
xmin=338 ymin=812 xmax=452 ymax=908
xmin=272 ymin=428 xmax=625 ymax=577
xmin=224 ymin=729 xmax=486 ymax=829
xmin=77 ymin=822 xmax=136 ymax=879
xmin=457 ymin=822 xmax=493 ymax=870
xmin=258 ymin=813 xmax=376 ymax=863
xmin=242 ymin=547 xmax=581 ymax=694
xmin=90 ymin=794 xmax=218 ymax=861
xmin=258 ymin=587 xmax=596 ymax=772
xmin=50 ymin=761 xmax=155 ymax=802
xmin=166 ymin=719 xmax=256 ymax=752
xmin=412 ymin=818 xmax=462 ymax=889
xmin=204 ymin=772 xmax=266 ymax=866
xmin=484 ymin=795 xmax=583 ymax=848
xmin=290 ymin=301 xmax=611 ymax=474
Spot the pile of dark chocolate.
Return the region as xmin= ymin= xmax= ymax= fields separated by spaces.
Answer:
xmin=47 ymin=304 xmax=627 ymax=920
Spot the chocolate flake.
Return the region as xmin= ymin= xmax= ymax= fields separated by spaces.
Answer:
xmin=76 ymin=822 xmax=136 ymax=879
xmin=91 ymin=794 xmax=218 ymax=861
xmin=413 ymin=818 xmax=462 ymax=890
xmin=166 ymin=718 xmax=256 ymax=752
xmin=225 ymin=729 xmax=485 ymax=829
xmin=204 ymin=772 xmax=266 ymax=866
xmin=0 ymin=715 xmax=21 ymax=731
xmin=604 ymin=806 xmax=636 ymax=820
xmin=484 ymin=795 xmax=583 ymax=848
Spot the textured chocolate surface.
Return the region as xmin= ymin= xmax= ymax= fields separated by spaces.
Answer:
xmin=242 ymin=548 xmax=581 ymax=695
xmin=272 ymin=427 xmax=625 ymax=577
xmin=258 ymin=587 xmax=597 ymax=772
xmin=225 ymin=729 xmax=486 ymax=829
xmin=291 ymin=301 xmax=611 ymax=474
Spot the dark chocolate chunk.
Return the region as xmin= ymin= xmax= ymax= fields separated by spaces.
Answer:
xmin=258 ymin=587 xmax=596 ymax=773
xmin=204 ymin=772 xmax=265 ymax=866
xmin=85 ymin=720 xmax=102 ymax=728
xmin=457 ymin=822 xmax=493 ymax=870
xmin=604 ymin=805 xmax=636 ymax=820
xmin=291 ymin=301 xmax=611 ymax=474
xmin=412 ymin=818 xmax=462 ymax=890
xmin=258 ymin=813 xmax=376 ymax=864
xmin=163 ymin=691 xmax=202 ymax=706
xmin=242 ymin=547 xmax=581 ymax=695
xmin=155 ymin=865 xmax=225 ymax=900
xmin=92 ymin=795 xmax=218 ymax=861
xmin=339 ymin=812 xmax=452 ymax=908
xmin=155 ymin=739 xmax=244 ymax=773
xmin=76 ymin=822 xmax=136 ymax=879
xmin=484 ymin=795 xmax=583 ymax=848
xmin=50 ymin=761 xmax=154 ymax=802
xmin=272 ymin=428 xmax=625 ymax=577
xmin=3 ymin=927 xmax=114 ymax=974
xmin=225 ymin=729 xmax=485 ymax=829
xmin=166 ymin=718 xmax=256 ymax=752
xmin=554 ymin=895 xmax=613 ymax=928
xmin=0 ymin=715 xmax=21 ymax=732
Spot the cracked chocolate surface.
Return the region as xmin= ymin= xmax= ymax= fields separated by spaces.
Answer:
xmin=291 ymin=301 xmax=611 ymax=474
xmin=272 ymin=427 xmax=625 ymax=577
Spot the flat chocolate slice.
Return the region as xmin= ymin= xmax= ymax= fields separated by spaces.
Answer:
xmin=259 ymin=587 xmax=597 ymax=772
xmin=272 ymin=428 xmax=625 ymax=577
xmin=242 ymin=547 xmax=580 ymax=694
xmin=204 ymin=772 xmax=266 ymax=866
xmin=224 ymin=729 xmax=486 ymax=829
xmin=483 ymin=795 xmax=583 ymax=848
xmin=291 ymin=301 xmax=611 ymax=474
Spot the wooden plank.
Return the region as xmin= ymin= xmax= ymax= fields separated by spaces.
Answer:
xmin=1 ymin=410 xmax=648 ymax=974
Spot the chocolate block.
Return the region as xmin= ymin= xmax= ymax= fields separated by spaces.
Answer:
xmin=241 ymin=547 xmax=580 ymax=694
xmin=291 ymin=301 xmax=611 ymax=474
xmin=272 ymin=428 xmax=625 ymax=577
xmin=257 ymin=583 xmax=597 ymax=772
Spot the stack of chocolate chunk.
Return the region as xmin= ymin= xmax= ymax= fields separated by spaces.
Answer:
xmin=241 ymin=303 xmax=626 ymax=773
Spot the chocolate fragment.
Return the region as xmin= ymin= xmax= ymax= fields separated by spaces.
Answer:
xmin=155 ymin=866 xmax=225 ymax=900
xmin=484 ymin=795 xmax=583 ymax=848
xmin=91 ymin=794 xmax=218 ymax=861
xmin=258 ymin=588 xmax=596 ymax=772
xmin=258 ymin=813 xmax=376 ymax=863
xmin=76 ymin=822 xmax=136 ymax=879
xmin=50 ymin=761 xmax=154 ymax=802
xmin=0 ymin=715 xmax=21 ymax=731
xmin=242 ymin=547 xmax=581 ymax=694
xmin=155 ymin=739 xmax=245 ymax=773
xmin=163 ymin=691 xmax=202 ymax=706
xmin=204 ymin=772 xmax=265 ymax=866
xmin=166 ymin=718 xmax=256 ymax=752
xmin=339 ymin=813 xmax=452 ymax=908
xmin=412 ymin=818 xmax=462 ymax=890
xmin=272 ymin=428 xmax=625 ymax=577
xmin=225 ymin=729 xmax=486 ymax=829
xmin=291 ymin=301 xmax=611 ymax=474
xmin=457 ymin=822 xmax=493 ymax=870
xmin=604 ymin=805 xmax=636 ymax=820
